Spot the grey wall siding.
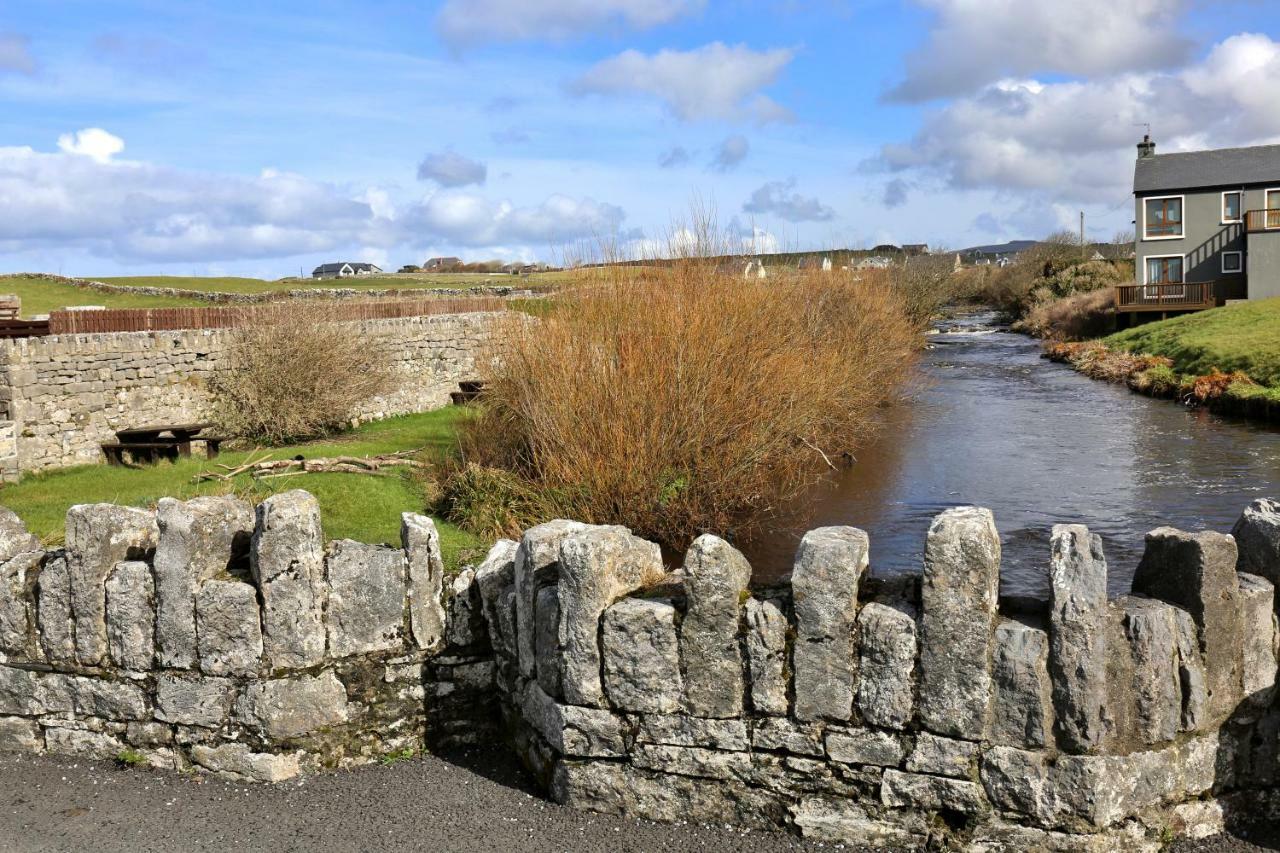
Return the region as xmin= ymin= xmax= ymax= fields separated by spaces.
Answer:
xmin=1247 ymin=234 xmax=1280 ymax=300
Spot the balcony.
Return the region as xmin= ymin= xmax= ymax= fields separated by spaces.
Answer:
xmin=1115 ymin=281 xmax=1218 ymax=313
xmin=1245 ymin=209 xmax=1280 ymax=233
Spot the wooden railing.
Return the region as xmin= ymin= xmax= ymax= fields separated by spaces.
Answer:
xmin=1115 ymin=281 xmax=1217 ymax=312
xmin=1246 ymin=209 xmax=1280 ymax=232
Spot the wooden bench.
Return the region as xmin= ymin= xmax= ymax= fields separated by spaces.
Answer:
xmin=102 ymin=422 xmax=222 ymax=465
xmin=101 ymin=442 xmax=183 ymax=466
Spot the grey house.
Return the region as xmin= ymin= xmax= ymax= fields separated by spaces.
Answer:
xmin=1126 ymin=136 xmax=1280 ymax=322
xmin=311 ymin=262 xmax=383 ymax=280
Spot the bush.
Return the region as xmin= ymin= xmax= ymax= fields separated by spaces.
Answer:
xmin=210 ymin=304 xmax=395 ymax=445
xmin=448 ymin=262 xmax=920 ymax=550
xmin=1017 ymin=288 xmax=1116 ymax=341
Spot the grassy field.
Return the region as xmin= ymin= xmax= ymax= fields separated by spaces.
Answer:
xmin=0 ymin=409 xmax=486 ymax=571
xmin=97 ymin=271 xmax=575 ymax=294
xmin=1107 ymin=297 xmax=1280 ymax=387
xmin=0 ymin=275 xmax=206 ymax=317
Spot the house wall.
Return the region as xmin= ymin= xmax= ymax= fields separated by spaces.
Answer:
xmin=1248 ymin=233 xmax=1280 ymax=301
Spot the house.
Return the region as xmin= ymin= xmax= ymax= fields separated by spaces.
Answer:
xmin=902 ymin=243 xmax=930 ymax=256
xmin=961 ymin=241 xmax=1036 ymax=266
xmin=856 ymin=256 xmax=894 ymax=270
xmin=1126 ymin=136 xmax=1280 ymax=323
xmin=423 ymin=257 xmax=463 ymax=272
xmin=311 ymin=262 xmax=382 ymax=280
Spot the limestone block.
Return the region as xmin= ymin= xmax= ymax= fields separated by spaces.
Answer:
xmin=1238 ymin=573 xmax=1278 ymax=709
xmin=601 ymin=597 xmax=682 ymax=714
xmin=325 ymin=539 xmax=406 ymax=657
xmin=401 ymin=513 xmax=447 ymax=651
xmin=1131 ymin=527 xmax=1243 ymax=722
xmin=556 ymin=526 xmax=665 ymax=706
xmin=856 ymin=601 xmax=916 ymax=730
xmin=65 ymin=503 xmax=157 ymax=666
xmin=105 ymin=560 xmax=154 ymax=671
xmin=446 ymin=567 xmax=484 ymax=649
xmin=990 ymin=618 xmax=1053 ymax=749
xmin=881 ymin=769 xmax=988 ymax=814
xmin=1172 ymin=607 xmax=1208 ymax=732
xmin=533 ymin=584 xmax=561 ymax=698
xmin=0 ymin=716 xmax=41 ymax=752
xmin=473 ymin=539 xmax=518 ymax=658
xmin=251 ymin=491 xmax=326 ymax=670
xmin=792 ymin=526 xmax=868 ymax=722
xmin=744 ymin=597 xmax=788 ymax=716
xmin=234 ymin=670 xmax=348 ymax=740
xmin=521 ymin=681 xmax=626 ymax=757
xmin=44 ymin=727 xmax=124 ymax=760
xmin=1120 ymin=597 xmax=1180 ymax=744
xmin=791 ymin=798 xmax=928 ymax=847
xmin=906 ymin=732 xmax=979 ymax=778
xmin=635 ymin=714 xmax=749 ymax=751
xmin=65 ymin=675 xmax=148 ymax=720
xmin=631 ymin=742 xmax=753 ymax=782
xmin=679 ymin=534 xmax=751 ymax=718
xmin=0 ymin=551 xmax=42 ymax=658
xmin=1048 ymin=524 xmax=1109 ymax=753
xmin=155 ymin=673 xmax=234 ymax=728
xmin=918 ymin=507 xmax=1000 ymax=740
xmin=1233 ymin=498 xmax=1280 ymax=586
xmin=980 ymin=746 xmax=1053 ymax=824
xmin=195 ymin=580 xmax=263 ymax=677
xmin=514 ymin=520 xmax=585 ymax=677
xmin=825 ymin=727 xmax=906 ymax=766
xmin=190 ymin=743 xmax=301 ymax=782
xmin=0 ymin=664 xmax=43 ymax=714
xmin=751 ymin=717 xmax=825 ymax=756
xmin=153 ymin=496 xmax=253 ymax=669
xmin=0 ymin=506 xmax=39 ymax=563
xmin=36 ymin=555 xmax=73 ymax=663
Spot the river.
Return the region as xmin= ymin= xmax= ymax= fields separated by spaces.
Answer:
xmin=745 ymin=310 xmax=1280 ymax=598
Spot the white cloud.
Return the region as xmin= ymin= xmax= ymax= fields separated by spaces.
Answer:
xmin=709 ymin=135 xmax=749 ymax=171
xmin=436 ymin=0 xmax=703 ymax=46
xmin=409 ymin=190 xmax=625 ymax=247
xmin=0 ymin=32 xmax=36 ymax=75
xmin=889 ymin=0 xmax=1192 ymax=102
xmin=56 ymin=128 xmax=124 ymax=163
xmin=881 ymin=34 xmax=1280 ymax=205
xmin=570 ymin=42 xmax=794 ymax=122
xmin=417 ymin=151 xmax=487 ymax=187
xmin=882 ymin=178 xmax=909 ymax=209
xmin=743 ymin=178 xmax=835 ymax=222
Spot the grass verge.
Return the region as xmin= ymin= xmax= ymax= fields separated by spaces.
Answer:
xmin=0 ymin=275 xmax=206 ymax=317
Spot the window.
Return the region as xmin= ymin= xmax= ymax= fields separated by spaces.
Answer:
xmin=1146 ymin=255 xmax=1183 ymax=284
xmin=1222 ymin=251 xmax=1243 ymax=274
xmin=1144 ymin=196 xmax=1184 ymax=239
xmin=1223 ymin=191 xmax=1242 ymax=223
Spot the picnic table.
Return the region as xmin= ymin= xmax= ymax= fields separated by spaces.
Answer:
xmin=102 ymin=422 xmax=226 ymax=466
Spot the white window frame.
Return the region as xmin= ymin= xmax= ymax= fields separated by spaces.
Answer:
xmin=1222 ymin=251 xmax=1244 ymax=274
xmin=1144 ymin=253 xmax=1186 ymax=298
xmin=1267 ymin=188 xmax=1280 ymax=230
xmin=1221 ymin=190 xmax=1243 ymax=225
xmin=1142 ymin=195 xmax=1185 ymax=241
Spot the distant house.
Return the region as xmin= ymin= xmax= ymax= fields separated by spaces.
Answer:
xmin=871 ymin=243 xmax=902 ymax=254
xmin=311 ymin=262 xmax=383 ymax=280
xmin=961 ymin=241 xmax=1036 ymax=266
xmin=500 ymin=262 xmax=523 ymax=275
xmin=856 ymin=256 xmax=894 ymax=270
xmin=423 ymin=257 xmax=463 ymax=272
xmin=1125 ymin=135 xmax=1280 ymax=324
xmin=902 ymin=244 xmax=930 ymax=256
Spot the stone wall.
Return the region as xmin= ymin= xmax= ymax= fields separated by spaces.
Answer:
xmin=479 ymin=502 xmax=1280 ymax=850
xmin=0 ymin=491 xmax=496 ymax=781
xmin=0 ymin=311 xmax=507 ymax=475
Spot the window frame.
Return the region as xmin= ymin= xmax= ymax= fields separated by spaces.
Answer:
xmin=1142 ymin=194 xmax=1186 ymax=241
xmin=1267 ymin=188 xmax=1280 ymax=230
xmin=1222 ymin=191 xmax=1243 ymax=225
xmin=1222 ymin=250 xmax=1244 ymax=274
xmin=1143 ymin=253 xmax=1186 ymax=298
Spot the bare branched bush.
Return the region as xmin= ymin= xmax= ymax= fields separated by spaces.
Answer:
xmin=210 ymin=304 xmax=395 ymax=444
xmin=445 ymin=261 xmax=920 ymax=550
xmin=1017 ymin=287 xmax=1116 ymax=340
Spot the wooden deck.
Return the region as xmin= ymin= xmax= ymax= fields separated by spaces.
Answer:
xmin=1115 ymin=282 xmax=1218 ymax=313
xmin=1246 ymin=209 xmax=1280 ymax=233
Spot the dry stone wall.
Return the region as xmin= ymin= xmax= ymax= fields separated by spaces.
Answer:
xmin=0 ymin=311 xmax=506 ymax=476
xmin=481 ymin=501 xmax=1280 ymax=851
xmin=0 ymin=491 xmax=497 ymax=781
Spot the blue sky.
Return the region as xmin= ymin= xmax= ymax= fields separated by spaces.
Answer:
xmin=1 ymin=0 xmax=1278 ymax=277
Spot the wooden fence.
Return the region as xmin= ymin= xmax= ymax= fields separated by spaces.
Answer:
xmin=46 ymin=297 xmax=510 ymax=335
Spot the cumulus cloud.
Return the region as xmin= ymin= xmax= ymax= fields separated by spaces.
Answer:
xmin=743 ymin=178 xmax=835 ymax=222
xmin=57 ymin=128 xmax=125 ymax=163
xmin=888 ymin=0 xmax=1193 ymax=102
xmin=658 ymin=145 xmax=690 ymax=168
xmin=881 ymin=34 xmax=1280 ymax=204
xmin=570 ymin=42 xmax=794 ymax=122
xmin=436 ymin=0 xmax=703 ymax=46
xmin=709 ymin=135 xmax=749 ymax=171
xmin=408 ymin=190 xmax=625 ymax=247
xmin=882 ymin=178 xmax=909 ymax=208
xmin=0 ymin=32 xmax=36 ymax=75
xmin=417 ymin=151 xmax=487 ymax=188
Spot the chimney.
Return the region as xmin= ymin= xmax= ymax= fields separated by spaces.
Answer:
xmin=1137 ymin=134 xmax=1156 ymax=159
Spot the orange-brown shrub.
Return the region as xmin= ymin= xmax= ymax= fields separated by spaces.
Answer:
xmin=1184 ymin=370 xmax=1254 ymax=404
xmin=1018 ymin=288 xmax=1116 ymax=341
xmin=447 ymin=262 xmax=921 ymax=549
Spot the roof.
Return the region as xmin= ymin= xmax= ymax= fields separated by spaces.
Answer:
xmin=960 ymin=240 xmax=1038 ymax=256
xmin=1134 ymin=144 xmax=1280 ymax=194
xmin=311 ymin=262 xmax=380 ymax=274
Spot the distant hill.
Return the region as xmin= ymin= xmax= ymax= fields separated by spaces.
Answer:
xmin=958 ymin=240 xmax=1040 ymax=256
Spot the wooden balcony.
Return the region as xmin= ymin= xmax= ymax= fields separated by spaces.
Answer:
xmin=1245 ymin=209 xmax=1280 ymax=233
xmin=1115 ymin=281 xmax=1217 ymax=313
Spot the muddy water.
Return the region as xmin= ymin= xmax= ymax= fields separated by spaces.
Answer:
xmin=746 ymin=311 xmax=1280 ymax=598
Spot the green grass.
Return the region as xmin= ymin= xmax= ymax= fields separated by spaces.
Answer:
xmin=95 ymin=271 xmax=574 ymax=295
xmin=0 ymin=409 xmax=486 ymax=571
xmin=0 ymin=275 xmax=206 ymax=317
xmin=1106 ymin=297 xmax=1280 ymax=387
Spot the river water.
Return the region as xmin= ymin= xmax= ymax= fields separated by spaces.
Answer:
xmin=745 ymin=310 xmax=1280 ymax=599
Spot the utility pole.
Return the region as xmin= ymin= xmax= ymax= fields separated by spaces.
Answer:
xmin=1080 ymin=211 xmax=1086 ymax=260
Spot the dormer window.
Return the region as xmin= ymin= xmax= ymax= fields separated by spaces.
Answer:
xmin=1144 ymin=196 xmax=1183 ymax=239
xmin=1223 ymin=191 xmax=1242 ymax=224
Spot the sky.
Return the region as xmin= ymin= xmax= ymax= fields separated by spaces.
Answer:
xmin=1 ymin=0 xmax=1278 ymax=278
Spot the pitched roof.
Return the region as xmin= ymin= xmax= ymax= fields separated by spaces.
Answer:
xmin=1134 ymin=144 xmax=1280 ymax=194
xmin=311 ymin=261 xmax=381 ymax=274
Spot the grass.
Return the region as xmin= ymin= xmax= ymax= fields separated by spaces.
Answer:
xmin=1106 ymin=298 xmax=1280 ymax=387
xmin=94 ymin=271 xmax=575 ymax=295
xmin=0 ymin=409 xmax=485 ymax=570
xmin=0 ymin=275 xmax=206 ymax=317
